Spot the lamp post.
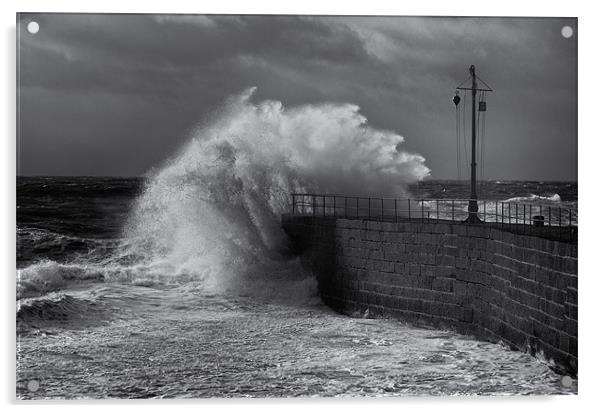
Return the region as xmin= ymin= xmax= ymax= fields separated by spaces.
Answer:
xmin=455 ymin=65 xmax=492 ymax=223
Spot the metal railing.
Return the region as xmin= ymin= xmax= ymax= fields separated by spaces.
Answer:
xmin=290 ymin=193 xmax=577 ymax=243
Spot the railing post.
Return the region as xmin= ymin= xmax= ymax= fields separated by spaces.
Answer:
xmin=548 ymin=206 xmax=552 ymax=229
xmin=523 ymin=204 xmax=526 ymax=234
xmin=436 ymin=200 xmax=439 ymax=223
xmin=394 ymin=199 xmax=397 ymax=222
xmin=451 ymin=199 xmax=455 ymax=222
xmin=291 ymin=194 xmax=296 ymax=215
xmin=381 ymin=198 xmax=384 ymax=221
xmin=356 ymin=197 xmax=359 ymax=218
xmin=344 ymin=197 xmax=347 ymax=219
xmin=421 ymin=199 xmax=424 ymax=223
xmin=501 ymin=202 xmax=504 ymax=228
xmin=495 ymin=201 xmax=498 ymax=224
xmin=333 ymin=196 xmax=337 ymax=218
xmin=483 ymin=200 xmax=486 ymax=222
xmin=529 ymin=204 xmax=532 ymax=235
xmin=368 ymin=198 xmax=371 ymax=219
xmin=569 ymin=208 xmax=572 ymax=242
xmin=408 ymin=199 xmax=411 ymax=221
xmin=312 ymin=195 xmax=316 ymax=217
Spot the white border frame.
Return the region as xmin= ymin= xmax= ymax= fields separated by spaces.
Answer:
xmin=3 ymin=0 xmax=599 ymax=411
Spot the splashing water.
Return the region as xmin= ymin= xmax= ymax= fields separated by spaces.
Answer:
xmin=17 ymin=89 xmax=429 ymax=300
xmin=120 ymin=88 xmax=430 ymax=297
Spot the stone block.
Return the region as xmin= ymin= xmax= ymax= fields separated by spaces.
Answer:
xmin=364 ymin=231 xmax=381 ymax=242
xmin=564 ymin=317 xmax=578 ymax=337
xmin=434 ymin=265 xmax=455 ymax=278
xmin=566 ymin=286 xmax=577 ymax=305
xmin=368 ymin=249 xmax=384 ymax=260
xmin=432 ymin=277 xmax=454 ymax=292
xmin=452 ymin=225 xmax=467 ymax=236
xmin=409 ymin=263 xmax=421 ymax=275
xmin=455 ymin=257 xmax=468 ymax=270
xmin=393 ymin=262 xmax=406 ymax=274
xmin=562 ymin=257 xmax=577 ymax=275
xmin=421 ymin=264 xmax=435 ymax=277
xmin=442 ymin=255 xmax=455 ymax=267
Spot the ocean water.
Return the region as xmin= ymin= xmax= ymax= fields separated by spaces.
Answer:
xmin=16 ymin=177 xmax=577 ymax=398
xmin=16 ymin=91 xmax=577 ymax=398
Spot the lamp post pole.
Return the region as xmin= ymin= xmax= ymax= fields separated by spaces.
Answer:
xmin=467 ymin=65 xmax=479 ymax=222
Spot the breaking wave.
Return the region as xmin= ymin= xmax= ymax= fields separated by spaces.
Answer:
xmin=18 ymin=88 xmax=429 ymax=301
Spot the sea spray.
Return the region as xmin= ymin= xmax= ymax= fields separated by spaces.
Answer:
xmin=17 ymin=89 xmax=430 ymax=300
xmin=122 ymin=88 xmax=430 ymax=296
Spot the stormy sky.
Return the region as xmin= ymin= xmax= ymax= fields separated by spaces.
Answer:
xmin=17 ymin=14 xmax=577 ymax=180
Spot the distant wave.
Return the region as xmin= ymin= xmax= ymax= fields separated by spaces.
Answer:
xmin=17 ymin=227 xmax=121 ymax=265
xmin=502 ymin=193 xmax=562 ymax=203
xmin=17 ymin=293 xmax=108 ymax=332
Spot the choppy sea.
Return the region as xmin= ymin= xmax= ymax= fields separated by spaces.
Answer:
xmin=16 ymin=177 xmax=577 ymax=398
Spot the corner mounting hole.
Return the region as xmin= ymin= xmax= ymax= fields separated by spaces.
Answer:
xmin=561 ymin=26 xmax=573 ymax=39
xmin=561 ymin=375 xmax=574 ymax=387
xmin=27 ymin=21 xmax=39 ymax=34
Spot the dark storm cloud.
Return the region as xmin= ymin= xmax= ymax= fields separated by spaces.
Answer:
xmin=17 ymin=14 xmax=576 ymax=180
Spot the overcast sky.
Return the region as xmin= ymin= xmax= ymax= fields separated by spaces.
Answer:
xmin=17 ymin=14 xmax=577 ymax=180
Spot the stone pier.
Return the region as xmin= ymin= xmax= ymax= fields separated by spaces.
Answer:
xmin=282 ymin=215 xmax=578 ymax=376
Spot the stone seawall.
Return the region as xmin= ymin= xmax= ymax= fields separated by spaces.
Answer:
xmin=282 ymin=215 xmax=578 ymax=375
